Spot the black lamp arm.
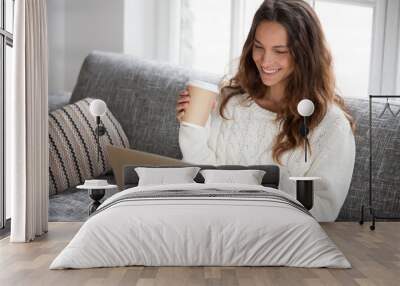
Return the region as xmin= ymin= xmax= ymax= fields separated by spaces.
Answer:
xmin=95 ymin=116 xmax=106 ymax=162
xmin=95 ymin=116 xmax=106 ymax=137
xmin=299 ymin=116 xmax=309 ymax=162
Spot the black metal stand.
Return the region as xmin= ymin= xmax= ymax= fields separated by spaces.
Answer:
xmin=359 ymin=95 xmax=400 ymax=230
xmin=88 ymin=189 xmax=105 ymax=215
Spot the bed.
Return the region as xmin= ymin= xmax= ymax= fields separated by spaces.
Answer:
xmin=50 ymin=165 xmax=350 ymax=269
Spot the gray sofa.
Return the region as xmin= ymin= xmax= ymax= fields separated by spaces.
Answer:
xmin=49 ymin=51 xmax=400 ymax=221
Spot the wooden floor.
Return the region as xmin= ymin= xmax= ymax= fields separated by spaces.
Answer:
xmin=0 ymin=222 xmax=399 ymax=286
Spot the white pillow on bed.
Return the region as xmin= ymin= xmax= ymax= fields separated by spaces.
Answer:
xmin=200 ymin=169 xmax=266 ymax=185
xmin=135 ymin=167 xmax=201 ymax=186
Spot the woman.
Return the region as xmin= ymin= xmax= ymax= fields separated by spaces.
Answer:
xmin=176 ymin=0 xmax=355 ymax=222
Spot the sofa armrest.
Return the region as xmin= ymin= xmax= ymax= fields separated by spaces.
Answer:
xmin=48 ymin=91 xmax=72 ymax=112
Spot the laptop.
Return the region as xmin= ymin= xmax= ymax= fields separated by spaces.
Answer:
xmin=106 ymin=145 xmax=188 ymax=189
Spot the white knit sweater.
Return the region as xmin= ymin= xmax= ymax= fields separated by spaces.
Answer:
xmin=179 ymin=94 xmax=355 ymax=222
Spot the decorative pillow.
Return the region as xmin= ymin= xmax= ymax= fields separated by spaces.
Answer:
xmin=49 ymin=98 xmax=129 ymax=195
xmin=135 ymin=167 xmax=201 ymax=186
xmin=200 ymin=169 xmax=266 ymax=185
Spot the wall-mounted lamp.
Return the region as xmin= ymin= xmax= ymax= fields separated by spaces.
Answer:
xmin=297 ymin=99 xmax=315 ymax=163
xmin=89 ymin=99 xmax=107 ymax=161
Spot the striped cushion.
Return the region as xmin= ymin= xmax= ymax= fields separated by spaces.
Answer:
xmin=49 ymin=98 xmax=129 ymax=195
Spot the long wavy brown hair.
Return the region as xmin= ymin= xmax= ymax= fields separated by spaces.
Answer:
xmin=219 ymin=0 xmax=355 ymax=165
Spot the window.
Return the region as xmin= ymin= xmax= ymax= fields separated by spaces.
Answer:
xmin=180 ymin=0 xmax=232 ymax=74
xmin=229 ymin=0 xmax=263 ymax=72
xmin=1 ymin=0 xmax=14 ymax=229
xmin=180 ymin=0 xmax=261 ymax=74
xmin=313 ymin=0 xmax=375 ymax=98
xmin=178 ymin=0 xmax=393 ymax=98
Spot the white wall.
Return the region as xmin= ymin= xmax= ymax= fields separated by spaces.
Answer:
xmin=380 ymin=0 xmax=400 ymax=94
xmin=48 ymin=0 xmax=124 ymax=94
xmin=48 ymin=0 xmax=178 ymax=94
xmin=397 ymin=22 xmax=400 ymax=93
xmin=47 ymin=0 xmax=65 ymax=94
xmin=124 ymin=0 xmax=157 ymax=61
xmin=391 ymin=0 xmax=400 ymax=94
xmin=64 ymin=0 xmax=124 ymax=92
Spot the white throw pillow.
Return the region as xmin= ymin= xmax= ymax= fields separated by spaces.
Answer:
xmin=200 ymin=169 xmax=266 ymax=185
xmin=135 ymin=167 xmax=201 ymax=186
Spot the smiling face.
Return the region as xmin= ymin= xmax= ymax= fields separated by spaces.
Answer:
xmin=252 ymin=21 xmax=294 ymax=89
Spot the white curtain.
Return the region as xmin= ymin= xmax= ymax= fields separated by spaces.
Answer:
xmin=7 ymin=0 xmax=49 ymax=242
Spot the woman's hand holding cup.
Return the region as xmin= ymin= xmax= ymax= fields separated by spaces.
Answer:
xmin=176 ymin=81 xmax=218 ymax=126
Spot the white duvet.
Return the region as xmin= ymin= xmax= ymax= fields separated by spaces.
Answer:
xmin=50 ymin=183 xmax=350 ymax=269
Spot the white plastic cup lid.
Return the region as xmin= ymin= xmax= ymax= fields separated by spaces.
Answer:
xmin=187 ymin=80 xmax=219 ymax=94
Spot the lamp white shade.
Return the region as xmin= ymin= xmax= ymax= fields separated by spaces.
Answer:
xmin=89 ymin=99 xmax=107 ymax=117
xmin=297 ymin=99 xmax=315 ymax=117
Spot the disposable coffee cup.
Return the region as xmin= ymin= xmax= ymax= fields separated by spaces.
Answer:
xmin=181 ymin=80 xmax=219 ymax=127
